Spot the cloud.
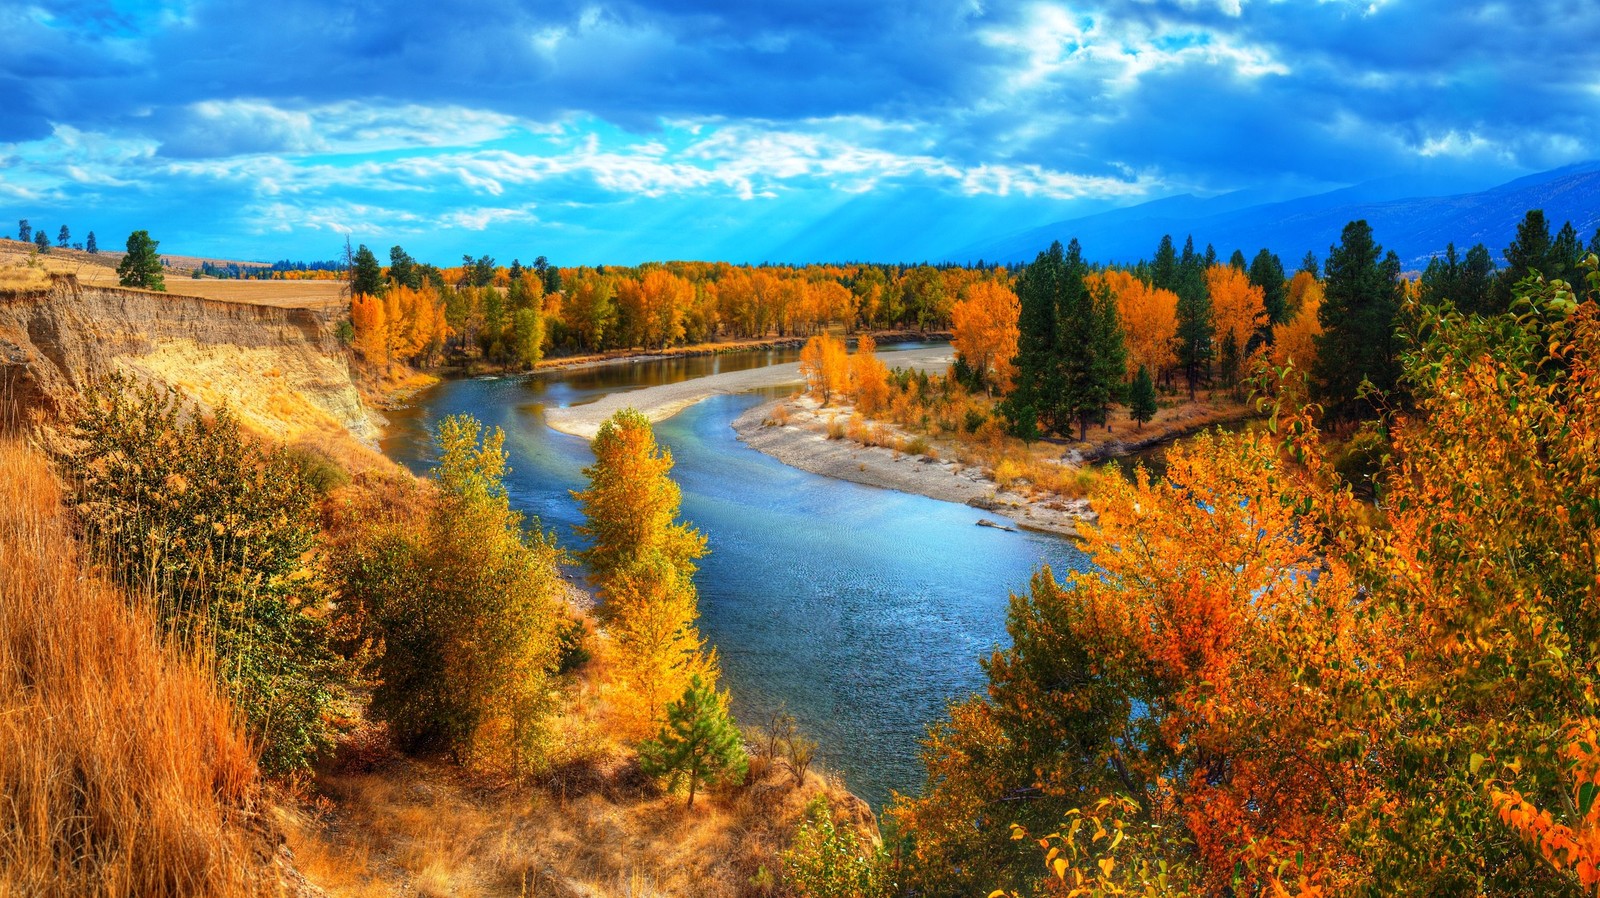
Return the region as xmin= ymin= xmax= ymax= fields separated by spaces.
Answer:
xmin=2 ymin=0 xmax=1596 ymax=262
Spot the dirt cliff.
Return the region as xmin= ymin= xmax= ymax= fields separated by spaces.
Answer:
xmin=0 ymin=275 xmax=376 ymax=446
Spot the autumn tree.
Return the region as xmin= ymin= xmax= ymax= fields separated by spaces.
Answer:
xmin=574 ymin=410 xmax=712 ymax=735
xmin=1092 ymin=269 xmax=1178 ymax=383
xmin=116 ymin=230 xmax=165 ymax=291
xmin=799 ymin=334 xmax=851 ymax=405
xmin=349 ymin=292 xmax=390 ymax=367
xmin=639 ymin=674 xmax=747 ymax=808
xmin=1205 ymin=264 xmax=1267 ymax=389
xmin=338 ymin=415 xmax=563 ymax=771
xmin=849 ymin=334 xmax=892 ymax=416
xmin=892 ymin=426 xmax=1379 ymax=897
xmin=951 ymin=280 xmax=1020 ymax=393
xmin=1313 ymin=219 xmax=1403 ymax=416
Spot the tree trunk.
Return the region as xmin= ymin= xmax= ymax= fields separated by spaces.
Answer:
xmin=687 ymin=773 xmax=697 ymax=809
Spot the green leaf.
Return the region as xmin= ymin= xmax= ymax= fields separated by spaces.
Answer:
xmin=1468 ymin=752 xmax=1485 ymax=775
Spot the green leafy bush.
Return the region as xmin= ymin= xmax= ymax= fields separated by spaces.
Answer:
xmin=55 ymin=374 xmax=346 ymax=775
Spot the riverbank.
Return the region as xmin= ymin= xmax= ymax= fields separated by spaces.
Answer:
xmin=732 ymin=398 xmax=1089 ymax=537
xmin=543 ymin=343 xmax=955 ymax=440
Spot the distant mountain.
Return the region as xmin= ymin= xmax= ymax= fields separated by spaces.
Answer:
xmin=953 ymin=162 xmax=1600 ymax=270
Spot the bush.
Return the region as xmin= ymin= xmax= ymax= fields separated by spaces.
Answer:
xmin=329 ymin=415 xmax=564 ymax=774
xmin=54 ymin=374 xmax=346 ymax=776
xmin=781 ymin=797 xmax=891 ymax=898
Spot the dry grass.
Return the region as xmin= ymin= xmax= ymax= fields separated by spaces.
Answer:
xmin=281 ymin=633 xmax=867 ymax=898
xmin=0 ymin=239 xmax=345 ymax=309
xmin=0 ymin=440 xmax=275 ymax=898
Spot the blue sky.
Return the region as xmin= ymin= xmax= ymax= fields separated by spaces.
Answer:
xmin=3 ymin=0 xmax=1596 ymax=265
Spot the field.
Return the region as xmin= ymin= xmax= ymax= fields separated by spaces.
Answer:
xmin=0 ymin=238 xmax=347 ymax=310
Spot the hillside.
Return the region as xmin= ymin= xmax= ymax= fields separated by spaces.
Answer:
xmin=0 ymin=274 xmax=379 ymax=465
xmin=958 ymin=161 xmax=1600 ymax=269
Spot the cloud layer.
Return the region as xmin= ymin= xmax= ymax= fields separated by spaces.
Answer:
xmin=3 ymin=0 xmax=1596 ymax=263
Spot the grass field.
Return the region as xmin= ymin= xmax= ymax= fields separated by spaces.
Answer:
xmin=0 ymin=239 xmax=347 ymax=310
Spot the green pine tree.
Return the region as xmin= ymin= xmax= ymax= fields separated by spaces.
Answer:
xmin=639 ymin=674 xmax=747 ymax=808
xmin=1129 ymin=365 xmax=1158 ymax=431
xmin=351 ymin=244 xmax=385 ymax=297
xmin=1000 ymin=241 xmax=1068 ymax=440
xmin=116 ymin=230 xmax=165 ymax=291
xmin=1248 ymin=248 xmax=1288 ymax=326
xmin=1174 ymin=236 xmax=1213 ymax=399
xmin=1313 ymin=219 xmax=1403 ymax=417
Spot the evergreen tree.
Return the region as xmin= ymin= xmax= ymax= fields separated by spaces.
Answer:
xmin=16 ymin=219 xmax=29 ymax=243
xmin=388 ymin=245 xmax=420 ymax=289
xmin=638 ymin=674 xmax=747 ymax=809
xmin=56 ymin=225 xmax=69 ymax=248
xmin=351 ymin=244 xmax=384 ymax=297
xmin=1174 ymin=236 xmax=1213 ymax=399
xmin=1496 ymin=209 xmax=1554 ymax=310
xmin=1151 ymin=235 xmax=1178 ymax=292
xmin=1000 ymin=241 xmax=1067 ymax=441
xmin=1129 ymin=365 xmax=1158 ymax=431
xmin=116 ymin=230 xmax=164 ymax=290
xmin=1060 ymin=278 xmax=1126 ymax=441
xmin=1420 ymin=242 xmax=1497 ymax=315
xmin=1590 ymin=227 xmax=1600 ymax=257
xmin=1313 ymin=220 xmax=1402 ymax=417
xmin=1551 ymin=221 xmax=1583 ymax=285
xmin=1228 ymin=249 xmax=1247 ymax=271
xmin=1248 ymin=248 xmax=1288 ymax=325
xmin=33 ymin=230 xmax=50 ymax=253
xmin=85 ymin=231 xmax=97 ymax=254
xmin=1300 ymin=251 xmax=1319 ymax=277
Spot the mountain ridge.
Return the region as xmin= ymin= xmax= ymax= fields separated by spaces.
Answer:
xmin=954 ymin=161 xmax=1600 ymax=269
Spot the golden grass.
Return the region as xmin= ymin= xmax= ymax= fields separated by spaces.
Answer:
xmin=282 ymin=629 xmax=867 ymax=898
xmin=0 ymin=440 xmax=274 ymax=898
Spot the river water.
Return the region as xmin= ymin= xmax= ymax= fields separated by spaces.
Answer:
xmin=380 ymin=345 xmax=1092 ymax=809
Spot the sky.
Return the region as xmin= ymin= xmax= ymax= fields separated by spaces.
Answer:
xmin=2 ymin=0 xmax=1597 ymax=266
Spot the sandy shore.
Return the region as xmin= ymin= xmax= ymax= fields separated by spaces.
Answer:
xmin=731 ymin=399 xmax=1089 ymax=538
xmin=543 ymin=344 xmax=956 ymax=440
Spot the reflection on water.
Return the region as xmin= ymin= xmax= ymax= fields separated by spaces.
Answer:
xmin=381 ymin=346 xmax=1092 ymax=809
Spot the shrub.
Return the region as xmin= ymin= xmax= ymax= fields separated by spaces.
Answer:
xmin=329 ymin=415 xmax=565 ymax=774
xmin=781 ymin=797 xmax=891 ymax=898
xmin=54 ymin=374 xmax=346 ymax=776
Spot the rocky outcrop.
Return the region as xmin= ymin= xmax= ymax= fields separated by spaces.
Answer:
xmin=0 ymin=275 xmax=375 ymax=444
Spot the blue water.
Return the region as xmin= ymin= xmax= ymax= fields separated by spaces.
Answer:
xmin=380 ymin=348 xmax=1092 ymax=808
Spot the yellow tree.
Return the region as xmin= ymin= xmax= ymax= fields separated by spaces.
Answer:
xmin=951 ymin=280 xmax=1020 ymax=393
xmin=799 ymin=334 xmax=851 ymax=405
xmin=573 ymin=410 xmax=712 ymax=737
xmin=1270 ymin=279 xmax=1323 ymax=372
xmin=350 ymin=292 xmax=389 ymax=367
xmin=850 ymin=334 xmax=892 ymax=416
xmin=1205 ymin=264 xmax=1267 ymax=385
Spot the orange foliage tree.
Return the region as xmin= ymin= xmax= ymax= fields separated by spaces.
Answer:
xmin=799 ymin=334 xmax=851 ymax=405
xmin=951 ymin=280 xmax=1020 ymax=393
xmin=1205 ymin=264 xmax=1267 ymax=385
xmin=892 ymin=424 xmax=1382 ymax=897
xmin=850 ymin=335 xmax=892 ymax=416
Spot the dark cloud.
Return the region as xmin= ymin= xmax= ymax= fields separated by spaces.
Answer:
xmin=4 ymin=0 xmax=1598 ymax=261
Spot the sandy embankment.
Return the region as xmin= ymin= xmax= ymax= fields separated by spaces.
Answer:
xmin=542 ymin=344 xmax=1088 ymax=537
xmin=542 ymin=344 xmax=956 ymax=440
xmin=730 ymin=400 xmax=1088 ymax=538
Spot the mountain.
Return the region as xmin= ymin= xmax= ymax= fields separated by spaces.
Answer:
xmin=953 ymin=162 xmax=1600 ymax=270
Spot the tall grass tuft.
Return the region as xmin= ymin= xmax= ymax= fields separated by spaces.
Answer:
xmin=0 ymin=440 xmax=275 ymax=897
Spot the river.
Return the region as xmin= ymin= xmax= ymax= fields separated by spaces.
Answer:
xmin=379 ymin=344 xmax=1093 ymax=809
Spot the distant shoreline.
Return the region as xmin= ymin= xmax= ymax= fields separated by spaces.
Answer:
xmin=730 ymin=398 xmax=1089 ymax=539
